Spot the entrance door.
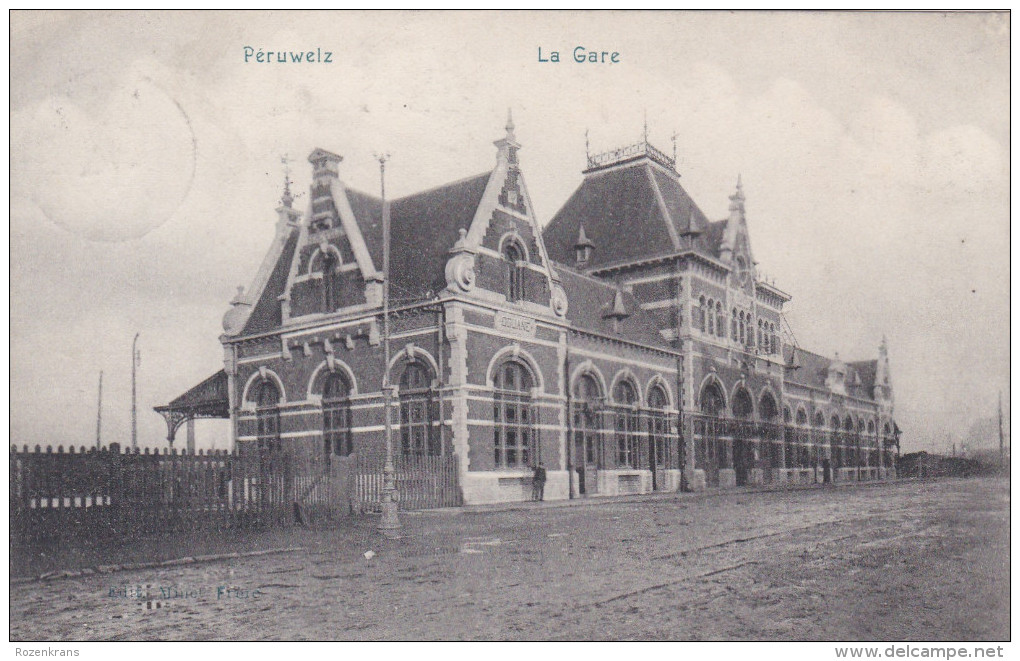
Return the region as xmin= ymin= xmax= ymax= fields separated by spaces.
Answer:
xmin=573 ymin=406 xmax=600 ymax=496
xmin=733 ymin=438 xmax=748 ymax=486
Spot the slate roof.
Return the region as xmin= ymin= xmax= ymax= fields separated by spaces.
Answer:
xmin=784 ymin=346 xmax=832 ymax=390
xmin=542 ymin=160 xmax=722 ymax=270
xmin=784 ymin=346 xmax=877 ymax=401
xmin=344 ymin=172 xmax=492 ymax=302
xmin=554 ymin=263 xmax=674 ymax=351
xmin=241 ymin=229 xmax=300 ymax=335
xmin=847 ymin=359 xmax=878 ymax=398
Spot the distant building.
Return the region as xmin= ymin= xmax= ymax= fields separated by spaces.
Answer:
xmin=158 ymin=114 xmax=898 ymax=505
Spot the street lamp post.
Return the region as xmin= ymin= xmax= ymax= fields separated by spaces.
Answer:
xmin=377 ymin=153 xmax=401 ymax=538
xmin=131 ymin=333 xmax=140 ymax=450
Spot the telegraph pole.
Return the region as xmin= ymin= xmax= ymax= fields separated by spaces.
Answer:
xmin=131 ymin=333 xmax=140 ymax=450
xmin=999 ymin=391 xmax=1004 ymax=468
xmin=95 ymin=371 xmax=103 ymax=449
xmin=377 ymin=153 xmax=401 ymax=538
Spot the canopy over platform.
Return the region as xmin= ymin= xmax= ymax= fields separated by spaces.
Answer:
xmin=154 ymin=370 xmax=230 ymax=444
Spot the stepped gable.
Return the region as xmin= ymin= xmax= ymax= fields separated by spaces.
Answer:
xmin=554 ymin=262 xmax=673 ymax=350
xmin=344 ymin=172 xmax=492 ymax=301
xmin=241 ymin=229 xmax=300 ymax=335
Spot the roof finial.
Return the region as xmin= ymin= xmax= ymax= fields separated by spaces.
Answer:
xmin=643 ymin=110 xmax=648 ymax=143
xmin=585 ymin=128 xmax=590 ymax=160
xmin=671 ymin=131 xmax=678 ymax=166
xmin=506 ymin=107 xmax=515 ymax=136
xmin=281 ymin=154 xmax=294 ymax=208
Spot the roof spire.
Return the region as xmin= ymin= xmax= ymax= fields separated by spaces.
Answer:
xmin=585 ymin=128 xmax=590 ymax=160
xmin=494 ymin=108 xmax=521 ymax=164
xmin=642 ymin=110 xmax=648 ymax=143
xmin=281 ymin=154 xmax=294 ymax=208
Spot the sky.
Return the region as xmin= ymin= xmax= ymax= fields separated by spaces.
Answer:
xmin=9 ymin=11 xmax=1010 ymax=453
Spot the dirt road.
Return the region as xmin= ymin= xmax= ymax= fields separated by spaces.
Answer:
xmin=10 ymin=477 xmax=1009 ymax=641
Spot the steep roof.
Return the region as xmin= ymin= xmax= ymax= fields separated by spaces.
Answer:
xmin=344 ymin=172 xmax=492 ymax=301
xmin=847 ymin=359 xmax=878 ymax=398
xmin=785 ymin=346 xmax=878 ymax=401
xmin=241 ymin=228 xmax=300 ymax=335
xmin=543 ymin=160 xmax=721 ymax=270
xmin=784 ymin=346 xmax=832 ymax=390
xmin=555 ymin=262 xmax=674 ymax=351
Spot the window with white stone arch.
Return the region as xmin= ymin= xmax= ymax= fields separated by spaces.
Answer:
xmin=255 ymin=380 xmax=281 ymax=453
xmin=502 ymin=239 xmax=527 ymax=302
xmin=322 ymin=372 xmax=352 ymax=457
xmin=399 ymin=360 xmax=439 ymax=457
xmin=613 ymin=379 xmax=641 ymax=469
xmin=493 ymin=360 xmax=536 ymax=469
xmin=648 ymin=385 xmax=670 ymax=468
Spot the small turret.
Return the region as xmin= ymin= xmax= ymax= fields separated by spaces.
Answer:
xmin=574 ymin=224 xmax=595 ymax=265
xmin=603 ymin=290 xmax=630 ymax=333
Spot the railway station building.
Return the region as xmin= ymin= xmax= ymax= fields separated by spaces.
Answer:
xmin=158 ymin=115 xmax=898 ymax=505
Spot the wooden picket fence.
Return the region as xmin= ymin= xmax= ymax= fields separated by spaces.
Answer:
xmin=9 ymin=444 xmax=300 ymax=544
xmin=9 ymin=444 xmax=463 ymax=544
xmin=351 ymin=452 xmax=462 ymax=513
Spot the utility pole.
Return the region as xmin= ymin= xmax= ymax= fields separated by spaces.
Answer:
xmin=377 ymin=153 xmax=401 ymax=538
xmin=999 ymin=390 xmax=1005 ymax=468
xmin=131 ymin=333 xmax=140 ymax=450
xmin=95 ymin=371 xmax=103 ymax=449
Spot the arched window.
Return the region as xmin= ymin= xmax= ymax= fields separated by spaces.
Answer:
xmin=760 ymin=393 xmax=779 ymax=421
xmin=770 ymin=323 xmax=779 ymax=355
xmin=814 ymin=411 xmax=825 ymax=427
xmin=255 ymin=380 xmax=281 ymax=452
xmin=739 ymin=311 xmax=746 ymax=344
xmin=613 ymin=379 xmax=640 ymax=468
xmin=503 ymin=240 xmax=526 ymax=302
xmin=573 ymin=373 xmax=603 ymax=468
xmin=399 ymin=360 xmax=438 ymax=457
xmin=796 ymin=409 xmax=808 ymax=425
xmin=830 ymin=415 xmax=842 ymax=468
xmin=493 ymin=360 xmax=535 ymax=469
xmin=757 ymin=319 xmax=764 ymax=350
xmin=731 ymin=308 xmax=738 ymax=340
xmin=715 ymin=302 xmax=725 ymax=337
xmin=867 ymin=420 xmax=875 ymax=435
xmin=732 ymin=388 xmax=753 ymax=419
xmin=706 ymin=299 xmax=715 ymax=335
xmin=322 ymin=372 xmax=352 ymax=457
xmin=700 ymin=381 xmax=726 ymax=417
xmin=648 ymin=385 xmax=670 ymax=468
xmin=696 ymin=296 xmax=707 ymax=331
xmin=321 ymin=251 xmax=341 ymax=312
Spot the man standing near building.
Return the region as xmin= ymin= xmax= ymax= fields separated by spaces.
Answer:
xmin=532 ymin=462 xmax=547 ymax=501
